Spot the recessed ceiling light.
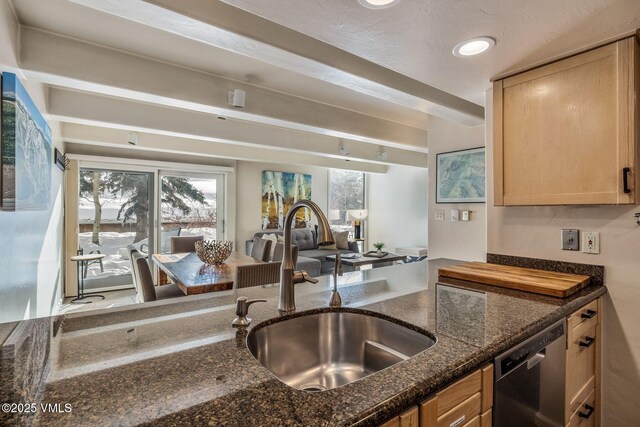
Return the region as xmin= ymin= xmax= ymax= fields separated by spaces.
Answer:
xmin=452 ymin=37 xmax=496 ymax=57
xmin=358 ymin=0 xmax=402 ymax=9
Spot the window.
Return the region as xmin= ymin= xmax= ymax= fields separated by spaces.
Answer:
xmin=159 ymin=172 xmax=224 ymax=253
xmin=328 ymin=170 xmax=365 ymax=233
xmin=71 ymin=160 xmax=227 ymax=292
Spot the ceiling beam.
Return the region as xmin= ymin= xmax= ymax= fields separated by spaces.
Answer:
xmin=62 ymin=123 xmax=390 ymax=173
xmin=19 ymin=26 xmax=428 ymax=152
xmin=70 ymin=0 xmax=484 ymax=126
xmin=48 ymin=87 xmax=428 ymax=168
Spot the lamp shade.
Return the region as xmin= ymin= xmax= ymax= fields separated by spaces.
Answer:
xmin=347 ymin=209 xmax=368 ymax=221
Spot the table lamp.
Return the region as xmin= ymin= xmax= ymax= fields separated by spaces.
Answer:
xmin=347 ymin=209 xmax=368 ymax=239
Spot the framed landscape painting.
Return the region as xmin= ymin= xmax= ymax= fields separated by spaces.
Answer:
xmin=436 ymin=147 xmax=485 ymax=203
xmin=1 ymin=72 xmax=52 ymax=211
xmin=261 ymin=171 xmax=312 ymax=229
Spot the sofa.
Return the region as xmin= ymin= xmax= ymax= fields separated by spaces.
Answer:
xmin=245 ymin=226 xmax=360 ymax=276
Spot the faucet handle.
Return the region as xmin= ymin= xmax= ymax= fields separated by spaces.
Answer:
xmin=300 ymin=271 xmax=319 ymax=284
xmin=292 ymin=270 xmax=319 ymax=284
xmin=232 ymin=297 xmax=267 ymax=326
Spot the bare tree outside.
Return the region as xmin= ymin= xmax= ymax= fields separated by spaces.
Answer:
xmin=77 ymin=170 xmax=214 ymax=287
xmin=328 ymin=170 xmax=365 ymax=226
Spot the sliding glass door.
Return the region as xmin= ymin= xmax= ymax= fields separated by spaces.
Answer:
xmin=158 ymin=172 xmax=224 ymax=253
xmin=69 ymin=162 xmax=227 ymax=295
xmin=77 ymin=168 xmax=154 ymax=291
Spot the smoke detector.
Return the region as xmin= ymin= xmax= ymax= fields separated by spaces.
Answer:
xmin=228 ymin=89 xmax=246 ymax=108
xmin=127 ymin=132 xmax=139 ymax=146
xmin=338 ymin=141 xmax=350 ymax=156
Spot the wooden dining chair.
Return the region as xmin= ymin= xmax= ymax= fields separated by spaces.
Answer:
xmin=234 ymin=262 xmax=282 ymax=289
xmin=250 ymin=237 xmax=272 ymax=262
xmin=131 ymin=252 xmax=185 ymax=302
xmin=170 ymin=235 xmax=204 ymax=253
xmin=272 ymin=243 xmax=299 ymax=265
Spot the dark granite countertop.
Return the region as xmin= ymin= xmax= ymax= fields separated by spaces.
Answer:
xmin=0 ymin=258 xmax=606 ymax=427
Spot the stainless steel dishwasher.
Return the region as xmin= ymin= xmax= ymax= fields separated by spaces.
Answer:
xmin=494 ymin=319 xmax=566 ymax=427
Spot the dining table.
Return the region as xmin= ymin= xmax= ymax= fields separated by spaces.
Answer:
xmin=151 ymin=252 xmax=265 ymax=295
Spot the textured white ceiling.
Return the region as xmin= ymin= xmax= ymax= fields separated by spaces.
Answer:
xmin=223 ymin=0 xmax=640 ymax=105
xmin=12 ymin=0 xmax=431 ymax=128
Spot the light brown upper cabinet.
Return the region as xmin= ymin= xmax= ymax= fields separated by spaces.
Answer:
xmin=493 ymin=36 xmax=639 ymax=206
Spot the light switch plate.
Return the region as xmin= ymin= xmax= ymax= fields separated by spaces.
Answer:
xmin=561 ymin=229 xmax=580 ymax=251
xmin=435 ymin=210 xmax=445 ymax=221
xmin=582 ymin=232 xmax=600 ymax=254
xmin=461 ymin=210 xmax=470 ymax=221
xmin=451 ymin=209 xmax=459 ymax=222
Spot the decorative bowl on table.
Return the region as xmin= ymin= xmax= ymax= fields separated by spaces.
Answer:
xmin=194 ymin=240 xmax=233 ymax=265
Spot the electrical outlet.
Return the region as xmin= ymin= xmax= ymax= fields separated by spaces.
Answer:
xmin=435 ymin=210 xmax=445 ymax=221
xmin=461 ymin=210 xmax=470 ymax=221
xmin=561 ymin=229 xmax=580 ymax=251
xmin=451 ymin=209 xmax=459 ymax=222
xmin=582 ymin=232 xmax=600 ymax=254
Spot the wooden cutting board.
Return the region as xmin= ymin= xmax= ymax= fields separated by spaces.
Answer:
xmin=438 ymin=262 xmax=591 ymax=298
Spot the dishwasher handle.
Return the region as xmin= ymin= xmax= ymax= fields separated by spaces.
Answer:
xmin=526 ymin=349 xmax=546 ymax=369
xmin=494 ymin=319 xmax=566 ymax=380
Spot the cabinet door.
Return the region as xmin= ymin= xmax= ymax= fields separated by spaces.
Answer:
xmin=494 ymin=37 xmax=638 ymax=206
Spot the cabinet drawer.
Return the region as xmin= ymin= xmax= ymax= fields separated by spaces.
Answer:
xmin=462 ymin=410 xmax=492 ymax=427
xmin=480 ymin=409 xmax=492 ymax=427
xmin=567 ymin=388 xmax=597 ymax=427
xmin=567 ymin=323 xmax=597 ymax=405
xmin=461 ymin=415 xmax=479 ymax=427
xmin=567 ymin=376 xmax=595 ymax=421
xmin=568 ymin=300 xmax=599 ymax=340
xmin=438 ymin=370 xmax=482 ymax=415
xmin=420 ymin=366 xmax=493 ymax=427
xmin=437 ymin=392 xmax=481 ymax=427
xmin=380 ymin=406 xmax=419 ymax=427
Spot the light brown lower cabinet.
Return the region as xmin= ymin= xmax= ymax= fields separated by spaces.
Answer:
xmin=565 ymin=298 xmax=601 ymax=427
xmin=378 ymin=365 xmax=493 ymax=427
xmin=379 ymin=298 xmax=601 ymax=427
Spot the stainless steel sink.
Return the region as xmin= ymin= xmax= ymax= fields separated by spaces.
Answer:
xmin=246 ymin=309 xmax=436 ymax=392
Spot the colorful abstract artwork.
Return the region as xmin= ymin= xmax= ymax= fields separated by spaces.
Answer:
xmin=1 ymin=72 xmax=52 ymax=211
xmin=262 ymin=171 xmax=312 ymax=229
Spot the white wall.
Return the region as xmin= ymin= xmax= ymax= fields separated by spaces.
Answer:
xmin=235 ymin=160 xmax=429 ymax=256
xmin=235 ymin=161 xmax=329 ymax=250
xmin=367 ymin=165 xmax=428 ymax=253
xmin=427 ymin=115 xmax=486 ymax=261
xmin=485 ymin=88 xmax=640 ymax=425
xmin=0 ymin=1 xmax=64 ymax=323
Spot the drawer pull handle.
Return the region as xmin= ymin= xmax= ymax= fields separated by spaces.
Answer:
xmin=581 ymin=309 xmax=597 ymax=319
xmin=579 ymin=403 xmax=595 ymax=419
xmin=579 ymin=336 xmax=595 ymax=348
xmin=623 ymin=167 xmax=631 ymax=194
